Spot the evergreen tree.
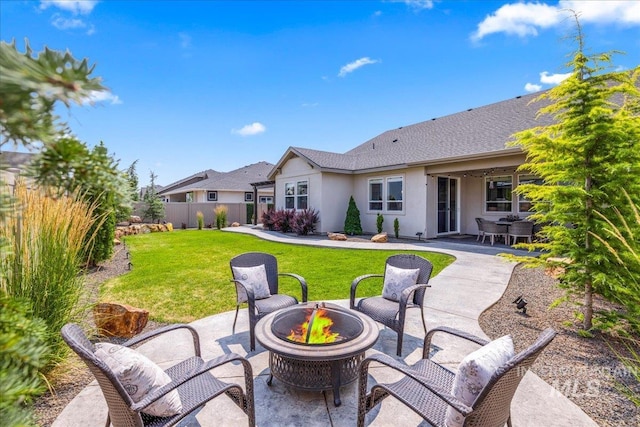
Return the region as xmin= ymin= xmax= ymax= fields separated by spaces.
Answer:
xmin=344 ymin=196 xmax=362 ymax=235
xmin=127 ymin=160 xmax=140 ymax=201
xmin=143 ymin=171 xmax=165 ymax=223
xmin=510 ymin=16 xmax=640 ymax=332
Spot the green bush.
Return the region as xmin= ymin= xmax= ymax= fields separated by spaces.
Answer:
xmin=376 ymin=213 xmax=384 ymax=233
xmin=344 ymin=196 xmax=362 ymax=235
xmin=0 ymin=294 xmax=49 ymax=427
xmin=394 ymin=218 xmax=400 ymax=238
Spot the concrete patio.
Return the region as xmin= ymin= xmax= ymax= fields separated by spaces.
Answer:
xmin=52 ymin=227 xmax=598 ymax=426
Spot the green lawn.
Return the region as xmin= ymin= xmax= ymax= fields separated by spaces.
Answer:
xmin=102 ymin=230 xmax=454 ymax=323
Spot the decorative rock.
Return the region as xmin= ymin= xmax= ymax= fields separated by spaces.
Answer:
xmin=114 ymin=238 xmax=121 ymax=245
xmin=371 ymin=232 xmax=388 ymax=243
xmin=328 ymin=232 xmax=348 ymax=241
xmin=231 ymin=222 xmax=240 ymax=227
xmin=129 ymin=215 xmax=142 ymax=223
xmin=93 ymin=302 xmax=149 ymax=338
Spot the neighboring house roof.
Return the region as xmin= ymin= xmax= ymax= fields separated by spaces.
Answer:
xmin=159 ymin=169 xmax=221 ymax=194
xmin=0 ymin=151 xmax=36 ymax=171
xmin=160 ymin=161 xmax=274 ymax=196
xmin=270 ymin=91 xmax=554 ymax=178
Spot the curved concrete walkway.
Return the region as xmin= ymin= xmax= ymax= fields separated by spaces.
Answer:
xmin=52 ymin=227 xmax=598 ymax=426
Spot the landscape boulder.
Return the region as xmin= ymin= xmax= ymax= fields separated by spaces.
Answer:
xmin=93 ymin=302 xmax=149 ymax=338
xmin=371 ymin=232 xmax=388 ymax=243
xmin=328 ymin=232 xmax=348 ymax=241
xmin=231 ymin=222 xmax=240 ymax=227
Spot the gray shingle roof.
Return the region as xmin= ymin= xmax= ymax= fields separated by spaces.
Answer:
xmin=160 ymin=169 xmax=221 ymax=193
xmin=167 ymin=161 xmax=274 ymax=193
xmin=271 ymin=91 xmax=553 ymax=177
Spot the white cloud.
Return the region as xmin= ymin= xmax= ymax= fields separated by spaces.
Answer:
xmin=51 ymin=15 xmax=86 ymax=30
xmin=338 ymin=57 xmax=380 ymax=77
xmin=83 ymin=90 xmax=122 ymax=105
xmin=525 ymin=83 xmax=542 ymax=92
xmin=232 ymin=122 xmax=266 ymax=136
xmin=471 ymin=1 xmax=640 ymax=41
xmin=40 ymin=0 xmax=98 ymax=15
xmin=540 ymin=71 xmax=571 ymax=85
xmin=388 ymin=0 xmax=434 ymax=10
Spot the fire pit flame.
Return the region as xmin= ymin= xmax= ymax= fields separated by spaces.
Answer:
xmin=287 ymin=307 xmax=340 ymax=344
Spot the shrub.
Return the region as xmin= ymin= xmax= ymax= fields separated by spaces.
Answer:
xmin=292 ymin=208 xmax=320 ymax=236
xmin=376 ymin=213 xmax=384 ymax=233
xmin=0 ymin=294 xmax=49 ymax=427
xmin=394 ymin=218 xmax=400 ymax=238
xmin=214 ymin=205 xmax=228 ymax=229
xmin=344 ymin=196 xmax=362 ymax=235
xmin=261 ymin=209 xmax=276 ymax=231
xmin=196 ymin=211 xmax=204 ymax=230
xmin=273 ymin=209 xmax=295 ymax=233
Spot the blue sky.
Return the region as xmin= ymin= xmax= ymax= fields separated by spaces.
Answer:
xmin=2 ymin=1 xmax=639 ymax=186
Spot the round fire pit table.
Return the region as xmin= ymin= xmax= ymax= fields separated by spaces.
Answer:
xmin=255 ymin=302 xmax=379 ymax=406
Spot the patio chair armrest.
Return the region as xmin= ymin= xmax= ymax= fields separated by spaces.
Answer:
xmin=423 ymin=326 xmax=490 ymax=359
xmin=279 ymin=272 xmax=308 ymax=302
xmin=361 ymin=353 xmax=473 ymax=416
xmin=350 ymin=274 xmax=384 ymax=308
xmin=123 ymin=324 xmax=202 ymax=358
xmin=132 ymin=352 xmax=253 ymax=412
xmin=230 ymin=279 xmax=257 ymax=304
xmin=398 ymin=283 xmax=431 ymax=307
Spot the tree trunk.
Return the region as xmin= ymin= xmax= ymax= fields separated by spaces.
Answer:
xmin=584 ymin=278 xmax=593 ymax=330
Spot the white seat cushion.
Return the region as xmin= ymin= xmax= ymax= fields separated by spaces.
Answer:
xmin=445 ymin=335 xmax=515 ymax=427
xmin=232 ymin=264 xmax=271 ymax=302
xmin=381 ymin=264 xmax=420 ymax=302
xmin=95 ymin=342 xmax=183 ymax=417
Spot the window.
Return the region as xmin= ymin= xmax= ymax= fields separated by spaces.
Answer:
xmin=284 ymin=180 xmax=308 ymax=210
xmin=485 ymin=176 xmax=512 ymax=212
xmin=387 ymin=177 xmax=403 ymax=211
xmin=517 ymin=174 xmax=543 ymax=212
xmin=186 ymin=192 xmax=194 ymax=203
xmin=207 ymin=191 xmax=217 ymax=201
xmin=369 ymin=179 xmax=383 ymax=211
xmin=259 ymin=196 xmax=273 ymax=204
xmin=368 ymin=176 xmax=404 ymax=212
xmin=244 ymin=192 xmax=253 ymax=202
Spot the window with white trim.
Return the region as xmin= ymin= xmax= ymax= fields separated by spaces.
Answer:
xmin=259 ymin=196 xmax=273 ymax=204
xmin=517 ymin=174 xmax=543 ymax=213
xmin=207 ymin=191 xmax=217 ymax=201
xmin=368 ymin=176 xmax=404 ymax=212
xmin=485 ymin=176 xmax=512 ymax=212
xmin=284 ymin=180 xmax=308 ymax=210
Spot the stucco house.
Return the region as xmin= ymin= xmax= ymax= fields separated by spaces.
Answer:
xmin=0 ymin=151 xmax=36 ymax=189
xmin=155 ymin=161 xmax=276 ymax=227
xmin=159 ymin=161 xmax=274 ymax=204
xmin=268 ymin=91 xmax=553 ymax=239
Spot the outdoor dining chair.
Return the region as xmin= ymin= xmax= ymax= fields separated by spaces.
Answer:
xmin=230 ymin=252 xmax=308 ymax=351
xmin=507 ymin=220 xmax=534 ymax=245
xmin=61 ymin=323 xmax=255 ymax=427
xmin=357 ymin=326 xmax=557 ymax=427
xmin=474 ymin=218 xmax=485 ymax=241
xmin=481 ymin=221 xmax=508 ymax=245
xmin=350 ymin=254 xmax=433 ymax=356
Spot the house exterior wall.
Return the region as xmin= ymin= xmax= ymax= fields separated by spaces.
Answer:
xmin=133 ymin=202 xmax=270 ymax=228
xmin=318 ymin=172 xmax=353 ymax=233
xmin=352 ymin=166 xmax=427 ymax=238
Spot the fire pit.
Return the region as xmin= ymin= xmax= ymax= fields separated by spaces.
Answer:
xmin=255 ymin=302 xmax=378 ymax=406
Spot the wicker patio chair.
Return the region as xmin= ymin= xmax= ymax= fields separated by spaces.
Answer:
xmin=475 ymin=218 xmax=485 ymax=241
xmin=350 ymin=254 xmax=433 ymax=356
xmin=61 ymin=323 xmax=255 ymax=427
xmin=507 ymin=220 xmax=534 ymax=245
xmin=481 ymin=221 xmax=508 ymax=245
xmin=357 ymin=326 xmax=557 ymax=427
xmin=230 ymin=252 xmax=308 ymax=351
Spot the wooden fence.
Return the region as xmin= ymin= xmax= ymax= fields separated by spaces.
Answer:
xmin=132 ymin=202 xmax=271 ymax=228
